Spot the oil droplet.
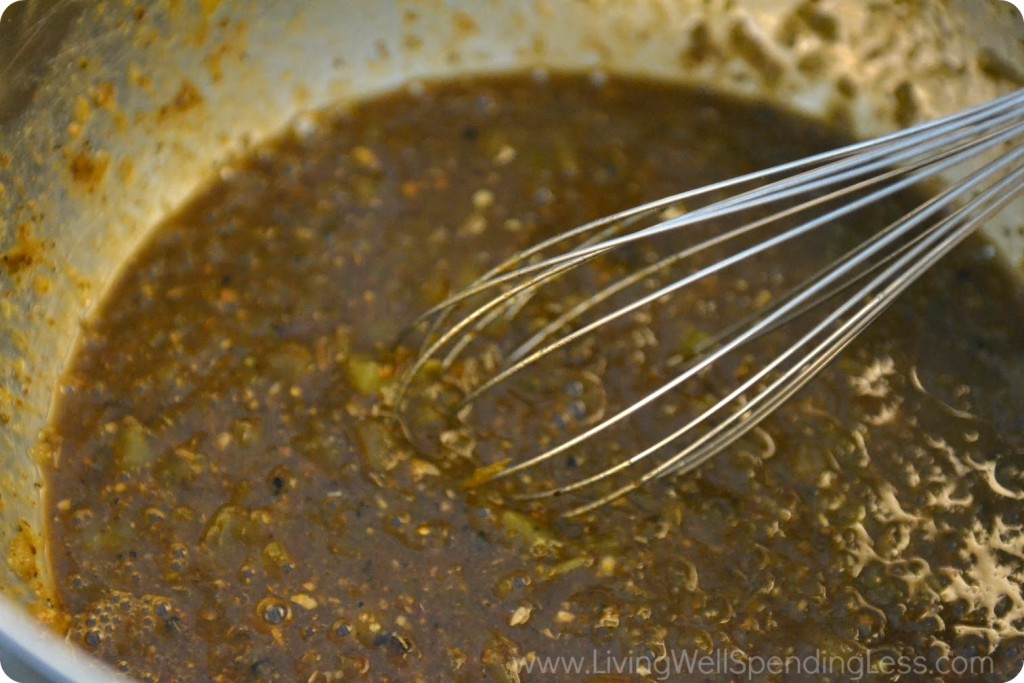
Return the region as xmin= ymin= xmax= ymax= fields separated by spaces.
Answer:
xmin=331 ymin=619 xmax=352 ymax=640
xmin=84 ymin=628 xmax=102 ymax=648
xmin=258 ymin=597 xmax=291 ymax=625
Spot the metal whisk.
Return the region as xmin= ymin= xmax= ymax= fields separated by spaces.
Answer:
xmin=397 ymin=88 xmax=1024 ymax=516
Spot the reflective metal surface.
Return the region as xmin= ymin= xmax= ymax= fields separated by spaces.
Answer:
xmin=0 ymin=1 xmax=1020 ymax=679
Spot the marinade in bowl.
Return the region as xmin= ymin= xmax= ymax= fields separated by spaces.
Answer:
xmin=44 ymin=75 xmax=1024 ymax=682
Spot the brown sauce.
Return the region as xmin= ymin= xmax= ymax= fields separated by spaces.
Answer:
xmin=44 ymin=75 xmax=1024 ymax=681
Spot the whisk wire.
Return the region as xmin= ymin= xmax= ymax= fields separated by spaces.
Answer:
xmin=465 ymin=94 xmax=1024 ymax=279
xmin=510 ymin=109 xmax=1024 ymax=362
xmin=604 ymin=160 xmax=1024 ymax=512
xmin=398 ymin=90 xmax=1024 ymax=513
xmin=418 ymin=100 xmax=1024 ymax=393
xmin=399 ymin=89 xmax=1024 ymax=349
xmin=466 ymin=116 xmax=1024 ymax=413
xmin=537 ymin=145 xmax=1024 ymax=514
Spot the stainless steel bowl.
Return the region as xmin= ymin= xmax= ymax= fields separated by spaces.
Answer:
xmin=0 ymin=1 xmax=1021 ymax=680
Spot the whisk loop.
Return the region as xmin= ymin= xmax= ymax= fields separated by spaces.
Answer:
xmin=397 ymin=89 xmax=1024 ymax=516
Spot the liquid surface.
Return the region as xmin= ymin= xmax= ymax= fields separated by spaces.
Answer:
xmin=45 ymin=76 xmax=1024 ymax=682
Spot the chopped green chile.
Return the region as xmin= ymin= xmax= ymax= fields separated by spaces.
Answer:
xmin=46 ymin=75 xmax=1024 ymax=682
xmin=112 ymin=417 xmax=154 ymax=474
